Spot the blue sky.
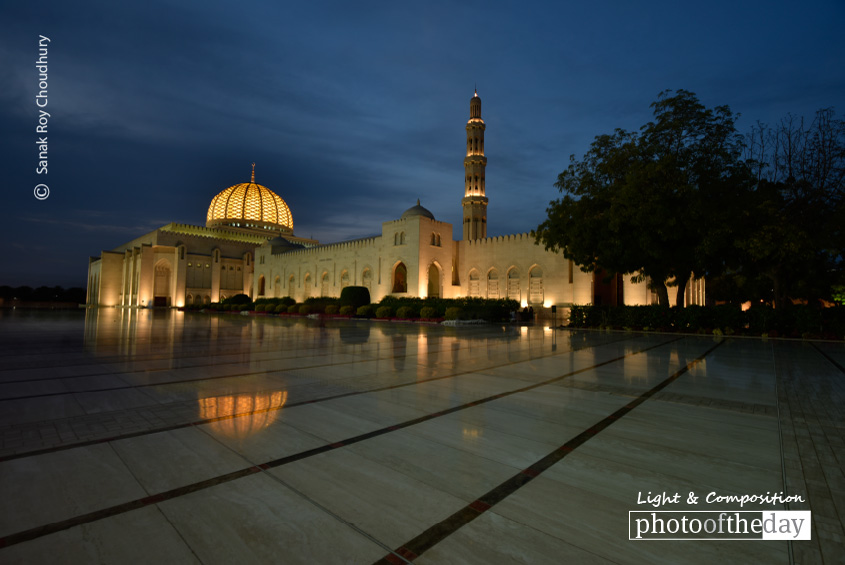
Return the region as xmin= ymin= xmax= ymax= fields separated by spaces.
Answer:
xmin=2 ymin=0 xmax=843 ymax=287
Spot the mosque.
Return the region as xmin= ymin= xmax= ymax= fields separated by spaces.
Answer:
xmin=86 ymin=91 xmax=705 ymax=314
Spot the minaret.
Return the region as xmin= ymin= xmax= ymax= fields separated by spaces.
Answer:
xmin=462 ymin=89 xmax=488 ymax=240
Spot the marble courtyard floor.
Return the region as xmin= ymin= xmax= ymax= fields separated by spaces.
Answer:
xmin=0 ymin=310 xmax=843 ymax=564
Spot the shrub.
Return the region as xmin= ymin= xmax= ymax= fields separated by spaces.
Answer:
xmin=339 ymin=305 xmax=355 ymax=316
xmin=222 ymin=293 xmax=251 ymax=305
xmin=275 ymin=304 xmax=288 ymax=313
xmin=325 ymin=305 xmax=339 ymax=315
xmin=340 ymin=286 xmax=371 ymax=309
xmin=396 ymin=306 xmax=416 ymax=319
xmin=376 ymin=306 xmax=393 ymax=318
xmin=420 ymin=306 xmax=436 ymax=319
xmin=287 ymin=304 xmax=299 ymax=314
xmin=356 ymin=305 xmax=374 ymax=317
xmin=299 ymin=305 xmax=312 ymax=315
xmin=445 ymin=307 xmax=463 ymax=320
xmin=255 ymin=304 xmax=266 ymax=313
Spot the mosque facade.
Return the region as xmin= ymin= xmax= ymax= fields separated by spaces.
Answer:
xmin=87 ymin=92 xmax=705 ymax=312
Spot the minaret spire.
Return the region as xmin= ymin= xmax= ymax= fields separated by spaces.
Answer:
xmin=251 ymin=162 xmax=256 ymax=183
xmin=462 ymin=90 xmax=488 ymax=240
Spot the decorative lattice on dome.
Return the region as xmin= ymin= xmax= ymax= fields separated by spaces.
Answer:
xmin=206 ymin=166 xmax=293 ymax=233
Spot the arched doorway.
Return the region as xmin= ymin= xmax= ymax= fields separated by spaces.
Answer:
xmin=288 ymin=275 xmax=295 ymax=298
xmin=153 ymin=260 xmax=172 ymax=307
xmin=258 ymin=276 xmax=266 ymax=297
xmin=273 ymin=276 xmax=281 ymax=298
xmin=427 ymin=263 xmax=441 ymax=298
xmin=362 ymin=268 xmax=373 ymax=294
xmin=392 ymin=263 xmax=407 ymax=293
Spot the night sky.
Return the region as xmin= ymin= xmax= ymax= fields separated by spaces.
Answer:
xmin=2 ymin=1 xmax=843 ymax=288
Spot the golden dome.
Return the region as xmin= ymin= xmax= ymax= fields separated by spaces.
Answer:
xmin=206 ymin=166 xmax=293 ymax=234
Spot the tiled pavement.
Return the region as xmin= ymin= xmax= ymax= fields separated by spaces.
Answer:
xmin=0 ymin=309 xmax=843 ymax=564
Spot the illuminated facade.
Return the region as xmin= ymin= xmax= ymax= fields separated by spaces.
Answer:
xmin=86 ymin=169 xmax=317 ymax=307
xmin=254 ymin=91 xmax=703 ymax=312
xmin=88 ymin=92 xmax=704 ymax=312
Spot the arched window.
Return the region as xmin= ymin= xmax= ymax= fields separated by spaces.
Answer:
xmin=258 ymin=275 xmax=266 ymax=297
xmin=431 ymin=233 xmax=436 ymax=245
xmin=507 ymin=268 xmax=520 ymax=301
xmin=321 ymin=272 xmax=329 ymax=297
xmin=436 ymin=234 xmax=441 ymax=246
xmin=529 ymin=267 xmax=544 ymax=304
xmin=288 ymin=275 xmax=295 ymax=298
xmin=362 ymin=268 xmax=373 ymax=293
xmin=340 ymin=270 xmax=350 ymax=289
xmin=468 ymin=269 xmax=481 ymax=297
xmin=487 ymin=269 xmax=499 ymax=299
xmin=273 ymin=276 xmax=281 ymax=298
xmin=304 ymin=274 xmax=312 ymax=298
xmin=392 ymin=263 xmax=407 ymax=293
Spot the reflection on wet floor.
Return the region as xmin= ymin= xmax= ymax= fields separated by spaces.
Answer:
xmin=0 ymin=309 xmax=842 ymax=563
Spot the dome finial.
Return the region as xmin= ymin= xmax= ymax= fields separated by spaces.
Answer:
xmin=416 ymin=198 xmax=420 ymax=205
xmin=251 ymin=162 xmax=256 ymax=183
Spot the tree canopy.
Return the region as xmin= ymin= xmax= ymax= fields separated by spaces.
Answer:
xmin=731 ymin=109 xmax=845 ymax=307
xmin=535 ymin=90 xmax=751 ymax=307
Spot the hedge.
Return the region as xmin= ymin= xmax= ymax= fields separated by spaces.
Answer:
xmin=567 ymin=304 xmax=844 ymax=338
xmin=378 ymin=297 xmax=518 ymax=322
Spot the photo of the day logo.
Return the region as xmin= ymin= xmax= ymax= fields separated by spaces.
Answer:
xmin=629 ymin=511 xmax=811 ymax=540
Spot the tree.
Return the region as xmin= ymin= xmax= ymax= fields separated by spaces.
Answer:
xmin=535 ymin=90 xmax=751 ymax=307
xmin=739 ymin=109 xmax=845 ymax=308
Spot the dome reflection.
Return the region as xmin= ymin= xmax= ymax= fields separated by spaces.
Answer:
xmin=199 ymin=390 xmax=288 ymax=440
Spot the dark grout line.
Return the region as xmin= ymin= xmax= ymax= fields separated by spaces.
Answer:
xmin=372 ymin=339 xmax=725 ymax=564
xmin=0 ymin=336 xmax=683 ymax=548
xmin=809 ymin=342 xmax=845 ymax=375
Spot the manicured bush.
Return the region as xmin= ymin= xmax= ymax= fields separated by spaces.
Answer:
xmin=356 ymin=305 xmax=374 ymax=317
xmin=287 ymin=304 xmax=299 ymax=314
xmin=445 ymin=307 xmax=463 ymax=320
xmin=222 ymin=294 xmax=251 ymax=305
xmin=325 ymin=305 xmax=339 ymax=315
xmin=396 ymin=306 xmax=416 ymax=319
xmin=255 ymin=304 xmax=266 ymax=313
xmin=299 ymin=305 xmax=312 ymax=315
xmin=340 ymin=286 xmax=371 ymax=309
xmin=376 ymin=306 xmax=393 ymax=318
xmin=339 ymin=305 xmax=355 ymax=316
xmin=275 ymin=304 xmax=288 ymax=313
xmin=420 ymin=306 xmax=436 ymax=319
